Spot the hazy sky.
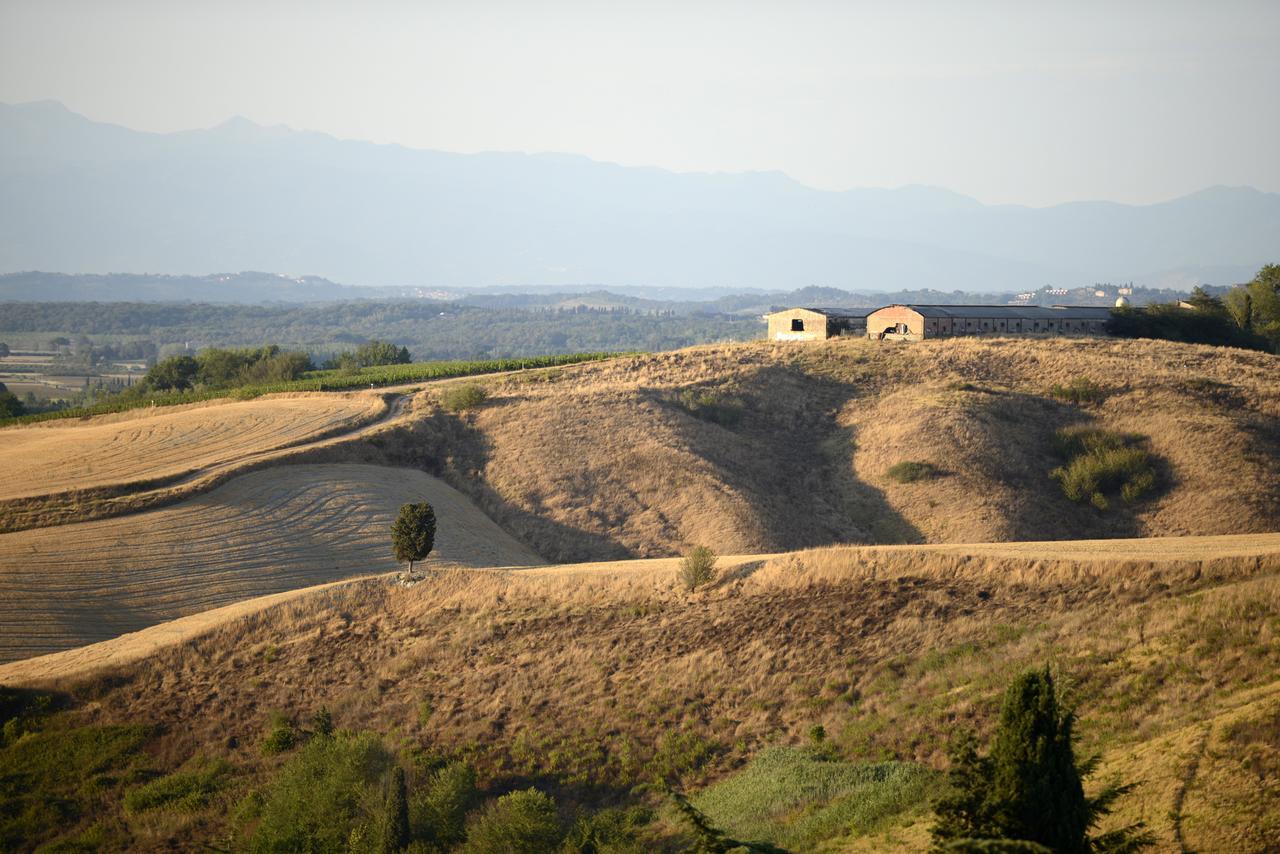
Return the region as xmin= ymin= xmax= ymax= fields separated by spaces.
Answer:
xmin=2 ymin=0 xmax=1277 ymax=207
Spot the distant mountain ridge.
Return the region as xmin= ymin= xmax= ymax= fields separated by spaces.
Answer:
xmin=1 ymin=100 xmax=1275 ymax=291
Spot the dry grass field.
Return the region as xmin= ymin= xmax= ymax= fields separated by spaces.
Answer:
xmin=0 ymin=393 xmax=387 ymax=501
xmin=331 ymin=336 xmax=1279 ymax=560
xmin=0 ymin=464 xmax=543 ymax=663
xmin=12 ymin=531 xmax=1277 ymax=851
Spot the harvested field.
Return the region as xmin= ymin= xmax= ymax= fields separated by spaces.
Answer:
xmin=0 ymin=464 xmax=543 ymax=663
xmin=0 ymin=393 xmax=386 ymax=501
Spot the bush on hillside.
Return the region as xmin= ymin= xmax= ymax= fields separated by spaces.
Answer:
xmin=260 ymin=712 xmax=299 ymax=756
xmin=411 ymin=761 xmax=480 ymax=847
xmin=123 ymin=757 xmax=233 ymax=814
xmin=1047 ymin=378 xmax=1107 ymax=405
xmin=671 ymin=388 xmax=745 ymax=427
xmin=460 ymin=788 xmax=563 ymax=853
xmin=931 ymin=667 xmax=1153 ymax=852
xmin=441 ymin=383 xmax=488 ymax=412
xmin=679 ymin=545 xmax=718 ymax=591
xmin=886 ymin=461 xmax=943 ymax=483
xmin=1050 ymin=428 xmax=1157 ymax=510
xmin=248 ymin=732 xmax=393 ymax=852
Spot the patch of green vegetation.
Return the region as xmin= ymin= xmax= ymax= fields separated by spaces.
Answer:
xmin=650 ymin=730 xmax=723 ymax=782
xmin=1047 ymin=377 xmax=1107 ymax=405
xmin=123 ymin=756 xmax=234 ymax=814
xmin=0 ymin=722 xmax=151 ymax=850
xmin=667 ymin=387 xmax=746 ymax=428
xmin=692 ymin=747 xmax=940 ymax=849
xmin=886 ymin=461 xmax=944 ymax=484
xmin=1049 ymin=427 xmax=1157 ymax=510
xmin=441 ymin=382 xmax=489 ymax=412
xmin=246 ymin=732 xmax=394 ymax=852
xmin=678 ymin=544 xmax=719 ymax=591
xmin=260 ymin=712 xmax=299 ymax=756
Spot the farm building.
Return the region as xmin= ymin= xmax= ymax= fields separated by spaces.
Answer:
xmin=766 ymin=308 xmax=868 ymax=341
xmin=865 ymin=304 xmax=1113 ymax=340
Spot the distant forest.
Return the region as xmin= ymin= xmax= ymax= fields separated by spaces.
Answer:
xmin=0 ymin=301 xmax=763 ymax=360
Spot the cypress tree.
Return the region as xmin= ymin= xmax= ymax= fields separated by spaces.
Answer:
xmin=931 ymin=667 xmax=1153 ymax=853
xmin=383 ymin=766 xmax=410 ymax=853
xmin=986 ymin=668 xmax=1089 ymax=852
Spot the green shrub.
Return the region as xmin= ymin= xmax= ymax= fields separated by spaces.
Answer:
xmin=1049 ymin=428 xmax=1157 ymax=510
xmin=673 ymin=389 xmax=745 ymax=427
xmin=441 ymin=383 xmax=489 ymax=412
xmin=1047 ymin=378 xmax=1107 ymax=405
xmin=260 ymin=713 xmax=299 ymax=756
xmin=886 ymin=461 xmax=942 ymax=483
xmin=411 ymin=760 xmax=480 ymax=846
xmin=650 ymin=730 xmax=722 ymax=781
xmin=248 ymin=732 xmax=393 ymax=852
xmin=460 ymin=788 xmax=563 ymax=853
xmin=562 ymin=807 xmax=651 ymax=853
xmin=678 ymin=545 xmax=718 ymax=591
xmin=311 ymin=707 xmax=334 ymax=738
xmin=123 ymin=757 xmax=233 ymax=814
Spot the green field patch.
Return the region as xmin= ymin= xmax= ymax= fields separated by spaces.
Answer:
xmin=692 ymin=747 xmax=939 ymax=850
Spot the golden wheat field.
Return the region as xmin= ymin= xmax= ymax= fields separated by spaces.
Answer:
xmin=0 ymin=393 xmax=387 ymax=501
xmin=0 ymin=463 xmax=543 ymax=664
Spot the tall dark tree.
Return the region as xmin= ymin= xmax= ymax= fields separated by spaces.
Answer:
xmin=383 ymin=766 xmax=410 ymax=853
xmin=932 ymin=668 xmax=1153 ymax=853
xmin=391 ymin=501 xmax=436 ymax=577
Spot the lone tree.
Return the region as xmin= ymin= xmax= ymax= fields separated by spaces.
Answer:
xmin=931 ymin=667 xmax=1153 ymax=853
xmin=391 ymin=501 xmax=436 ymax=577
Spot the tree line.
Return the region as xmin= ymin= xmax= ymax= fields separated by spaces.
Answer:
xmin=1107 ymin=264 xmax=1280 ymax=352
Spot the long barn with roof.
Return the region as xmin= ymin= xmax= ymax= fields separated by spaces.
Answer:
xmin=765 ymin=304 xmax=1113 ymax=341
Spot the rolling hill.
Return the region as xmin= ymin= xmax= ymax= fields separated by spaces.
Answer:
xmin=0 ymin=335 xmax=1276 ymax=851
xmin=344 ymin=337 xmax=1280 ymax=560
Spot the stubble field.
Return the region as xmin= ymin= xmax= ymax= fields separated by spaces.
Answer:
xmin=0 ymin=463 xmax=543 ymax=663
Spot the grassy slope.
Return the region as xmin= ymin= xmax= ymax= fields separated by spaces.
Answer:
xmin=337 ymin=337 xmax=1280 ymax=561
xmin=12 ymin=535 xmax=1276 ymax=851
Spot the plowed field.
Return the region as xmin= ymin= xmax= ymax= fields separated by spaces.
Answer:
xmin=0 ymin=464 xmax=543 ymax=662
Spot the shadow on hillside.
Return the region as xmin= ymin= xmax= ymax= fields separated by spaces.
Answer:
xmin=941 ymin=390 xmax=1158 ymax=541
xmin=377 ymin=409 xmax=632 ymax=563
xmin=648 ymin=363 xmax=925 ymax=549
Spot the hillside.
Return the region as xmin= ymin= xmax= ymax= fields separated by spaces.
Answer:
xmin=328 ymin=337 xmax=1280 ymax=560
xmin=4 ymin=533 xmax=1277 ymax=851
xmin=2 ymin=100 xmax=1276 ymax=289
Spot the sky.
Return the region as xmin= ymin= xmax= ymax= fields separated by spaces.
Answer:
xmin=2 ymin=0 xmax=1277 ymax=207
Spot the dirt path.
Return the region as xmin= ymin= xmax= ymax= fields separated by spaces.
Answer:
xmin=0 ymin=464 xmax=544 ymax=665
xmin=4 ymin=530 xmax=1275 ymax=686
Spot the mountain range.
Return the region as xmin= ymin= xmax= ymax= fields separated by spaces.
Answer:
xmin=1 ymin=100 xmax=1275 ymax=291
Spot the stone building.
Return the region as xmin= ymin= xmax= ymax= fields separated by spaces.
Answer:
xmin=864 ymin=304 xmax=1112 ymax=340
xmin=765 ymin=307 xmax=868 ymax=341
